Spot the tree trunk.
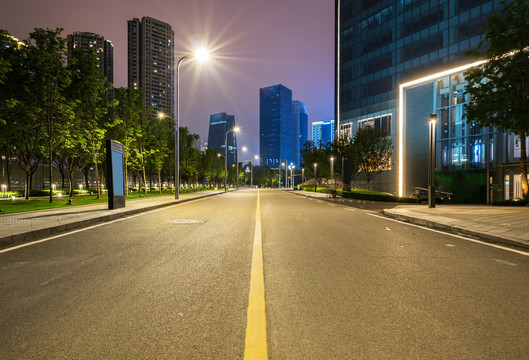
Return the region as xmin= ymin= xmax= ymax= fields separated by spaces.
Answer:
xmin=69 ymin=170 xmax=75 ymax=197
xmin=158 ymin=170 xmax=162 ymax=194
xmin=6 ymin=154 xmax=11 ymax=192
xmin=93 ymin=152 xmax=100 ymax=199
xmin=124 ymin=153 xmax=128 ymax=196
xmin=519 ymin=132 xmax=528 ymax=200
xmin=48 ymin=119 xmax=53 ymax=203
xmin=83 ymin=166 xmax=90 ymax=190
xmin=25 ymin=163 xmax=31 ymax=200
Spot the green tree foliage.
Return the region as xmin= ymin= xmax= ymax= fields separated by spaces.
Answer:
xmin=353 ymin=127 xmax=393 ymax=190
xmin=0 ymin=30 xmax=46 ymax=198
xmin=300 ymin=140 xmax=331 ymax=186
xmin=26 ymin=28 xmax=72 ymax=203
xmin=464 ymin=0 xmax=529 ymax=199
xmin=179 ymin=126 xmax=201 ymax=185
xmin=200 ymin=147 xmax=224 ymax=186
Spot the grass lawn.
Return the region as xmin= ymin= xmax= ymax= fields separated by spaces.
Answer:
xmin=0 ymin=188 xmax=215 ymax=215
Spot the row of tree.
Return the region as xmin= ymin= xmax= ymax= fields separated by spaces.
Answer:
xmin=0 ymin=28 xmax=245 ymax=200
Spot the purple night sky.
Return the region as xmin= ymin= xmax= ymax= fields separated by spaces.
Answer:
xmin=1 ymin=0 xmax=335 ymax=158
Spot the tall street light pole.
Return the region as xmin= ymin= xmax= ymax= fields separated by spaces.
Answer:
xmin=428 ymin=113 xmax=437 ymax=208
xmin=251 ymin=155 xmax=258 ymax=187
xmin=236 ymin=146 xmax=247 ymax=189
xmin=225 ymin=126 xmax=240 ymax=191
xmin=175 ymin=48 xmax=209 ymax=200
xmin=314 ymin=163 xmax=318 ymax=192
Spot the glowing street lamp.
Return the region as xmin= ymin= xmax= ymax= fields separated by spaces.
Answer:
xmin=428 ymin=113 xmax=437 ymax=208
xmin=225 ymin=126 xmax=240 ymax=191
xmin=314 ymin=163 xmax=318 ymax=192
xmin=236 ymin=146 xmax=247 ymax=189
xmin=1 ymin=184 xmax=6 ymax=197
xmin=175 ymin=48 xmax=210 ymax=199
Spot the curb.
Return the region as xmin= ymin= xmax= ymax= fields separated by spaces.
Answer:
xmin=0 ymin=191 xmax=226 ymax=249
xmin=382 ymin=210 xmax=529 ymax=251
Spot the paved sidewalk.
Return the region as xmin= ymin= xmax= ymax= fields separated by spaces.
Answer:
xmin=383 ymin=205 xmax=529 ymax=250
xmin=0 ymin=190 xmax=227 ymax=248
xmin=293 ymin=190 xmax=529 ymax=251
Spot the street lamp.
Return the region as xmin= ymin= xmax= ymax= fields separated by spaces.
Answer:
xmin=236 ymin=146 xmax=247 ymax=189
xmin=428 ymin=113 xmax=437 ymax=208
xmin=225 ymin=126 xmax=240 ymax=191
xmin=330 ymin=156 xmax=335 ymax=183
xmin=314 ymin=163 xmax=318 ymax=192
xmin=251 ymin=155 xmax=258 ymax=187
xmin=175 ymin=48 xmax=210 ymax=200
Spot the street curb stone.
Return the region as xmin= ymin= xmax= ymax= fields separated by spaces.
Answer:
xmin=382 ymin=210 xmax=529 ymax=251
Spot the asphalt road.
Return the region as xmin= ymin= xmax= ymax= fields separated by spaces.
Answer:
xmin=1 ymin=189 xmax=528 ymax=359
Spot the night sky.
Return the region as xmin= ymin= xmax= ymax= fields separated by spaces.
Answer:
xmin=1 ymin=0 xmax=335 ymax=159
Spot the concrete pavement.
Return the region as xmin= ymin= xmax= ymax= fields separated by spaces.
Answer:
xmin=0 ymin=189 xmax=227 ymax=249
xmin=292 ymin=190 xmax=529 ymax=251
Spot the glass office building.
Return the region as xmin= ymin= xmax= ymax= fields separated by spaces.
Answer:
xmin=312 ymin=121 xmax=335 ymax=148
xmin=259 ymin=84 xmax=293 ymax=167
xmin=207 ymin=113 xmax=237 ymax=165
xmin=336 ymin=0 xmax=514 ymax=198
xmin=292 ymin=100 xmax=308 ymax=168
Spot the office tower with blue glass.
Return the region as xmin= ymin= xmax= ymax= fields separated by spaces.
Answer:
xmin=128 ymin=17 xmax=174 ymax=117
xmin=207 ymin=112 xmax=237 ymax=165
xmin=259 ymin=84 xmax=293 ymax=167
xmin=312 ymin=120 xmax=335 ymax=148
xmin=67 ymin=32 xmax=114 ymax=98
xmin=292 ymin=100 xmax=308 ymax=167
xmin=336 ymin=0 xmax=516 ymax=201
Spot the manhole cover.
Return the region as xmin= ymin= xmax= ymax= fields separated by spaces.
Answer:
xmin=169 ymin=219 xmax=205 ymax=224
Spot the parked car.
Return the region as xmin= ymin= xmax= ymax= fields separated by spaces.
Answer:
xmin=411 ymin=187 xmax=454 ymax=203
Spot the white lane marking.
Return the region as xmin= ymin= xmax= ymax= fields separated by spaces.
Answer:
xmin=385 ymin=227 xmax=391 ymax=231
xmin=367 ymin=213 xmax=529 ymax=257
xmin=0 ymin=197 xmax=211 ymax=254
xmin=328 ymin=204 xmax=336 ymax=207
xmin=446 ymin=244 xmax=456 ymax=247
xmin=494 ymin=259 xmax=517 ymax=266
xmin=345 ymin=208 xmax=356 ymax=212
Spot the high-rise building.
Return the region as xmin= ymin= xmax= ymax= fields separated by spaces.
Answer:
xmin=292 ymin=100 xmax=308 ymax=168
xmin=259 ymin=84 xmax=293 ymax=167
xmin=67 ymin=32 xmax=114 ymax=97
xmin=336 ymin=0 xmax=512 ymax=196
xmin=207 ymin=112 xmax=237 ymax=164
xmin=312 ymin=120 xmax=335 ymax=148
xmin=128 ymin=17 xmax=174 ymax=117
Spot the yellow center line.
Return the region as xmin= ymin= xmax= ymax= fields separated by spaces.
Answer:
xmin=244 ymin=189 xmax=268 ymax=359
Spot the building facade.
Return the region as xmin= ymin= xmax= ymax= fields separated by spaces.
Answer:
xmin=399 ymin=63 xmax=528 ymax=203
xmin=312 ymin=120 xmax=335 ymax=148
xmin=207 ymin=112 xmax=237 ymax=164
xmin=259 ymin=84 xmax=293 ymax=167
xmin=67 ymin=32 xmax=114 ymax=97
xmin=292 ymin=100 xmax=308 ymax=168
xmin=336 ymin=0 xmax=512 ymax=197
xmin=128 ymin=17 xmax=174 ymax=117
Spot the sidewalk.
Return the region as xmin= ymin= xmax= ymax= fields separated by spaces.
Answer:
xmin=383 ymin=205 xmax=529 ymax=250
xmin=293 ymin=190 xmax=529 ymax=251
xmin=0 ymin=190 xmax=226 ymax=249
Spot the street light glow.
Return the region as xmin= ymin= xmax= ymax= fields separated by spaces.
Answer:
xmin=194 ymin=48 xmax=210 ymax=62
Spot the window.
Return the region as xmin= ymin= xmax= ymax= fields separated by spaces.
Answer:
xmin=357 ymin=114 xmax=392 ymax=135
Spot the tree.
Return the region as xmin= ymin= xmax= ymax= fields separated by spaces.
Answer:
xmin=353 ymin=127 xmax=393 ymax=190
xmin=26 ymin=28 xmax=72 ymax=203
xmin=0 ymin=30 xmax=46 ymax=199
xmin=300 ymin=140 xmax=331 ymax=186
xmin=66 ymin=46 xmax=111 ymax=199
xmin=464 ymin=0 xmax=529 ymax=199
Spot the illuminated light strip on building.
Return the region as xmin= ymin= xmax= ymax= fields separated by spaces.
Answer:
xmin=397 ymin=60 xmax=486 ymax=197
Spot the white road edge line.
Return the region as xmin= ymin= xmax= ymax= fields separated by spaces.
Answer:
xmin=0 ymin=197 xmax=211 ymax=254
xmin=366 ymin=213 xmax=529 ymax=257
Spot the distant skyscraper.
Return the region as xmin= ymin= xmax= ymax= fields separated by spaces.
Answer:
xmin=259 ymin=84 xmax=293 ymax=167
xmin=312 ymin=120 xmax=335 ymax=148
xmin=292 ymin=100 xmax=308 ymax=167
xmin=128 ymin=17 xmax=174 ymax=117
xmin=67 ymin=32 xmax=114 ymax=96
xmin=207 ymin=113 xmax=237 ymax=164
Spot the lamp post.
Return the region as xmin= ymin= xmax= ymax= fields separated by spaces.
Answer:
xmin=428 ymin=113 xmax=437 ymax=208
xmin=251 ymin=155 xmax=258 ymax=187
xmin=225 ymin=126 xmax=240 ymax=191
xmin=236 ymin=146 xmax=247 ymax=189
xmin=314 ymin=163 xmax=318 ymax=192
xmin=330 ymin=156 xmax=335 ymax=184
xmin=175 ymin=48 xmax=210 ymax=200
xmin=302 ymin=168 xmax=305 ymax=184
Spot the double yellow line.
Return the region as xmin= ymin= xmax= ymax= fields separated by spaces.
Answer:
xmin=243 ymin=190 xmax=268 ymax=359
